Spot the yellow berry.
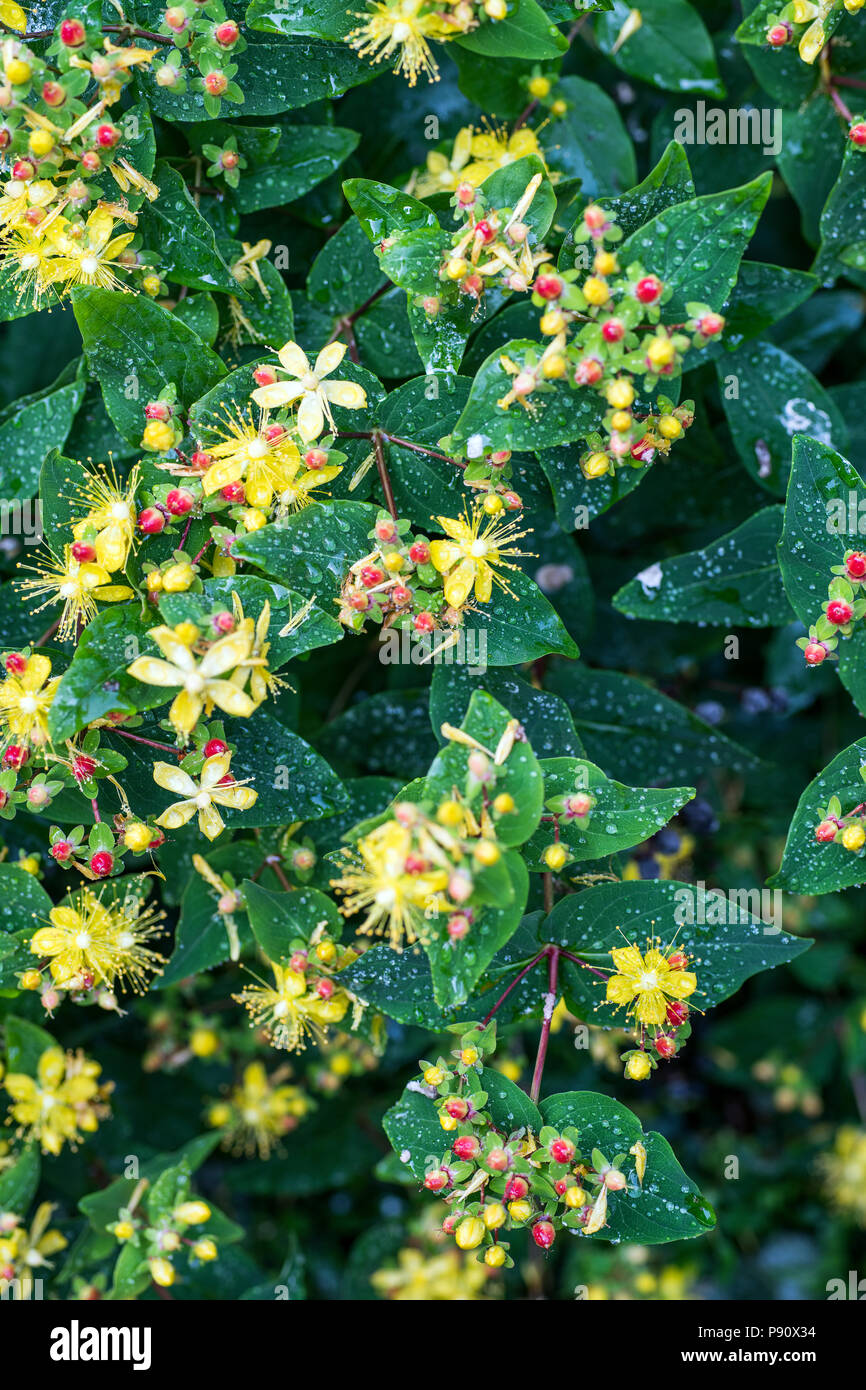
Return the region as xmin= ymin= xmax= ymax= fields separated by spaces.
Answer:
xmin=594 ymin=250 xmax=617 ymax=276
xmin=145 ymin=570 xmax=163 ymax=592
xmin=658 ymin=415 xmax=682 ymax=440
xmin=483 ymin=493 xmax=504 ymax=514
xmin=543 ymin=843 xmax=568 ymax=871
xmin=541 ymin=352 xmax=567 ymax=380
xmin=437 ymin=799 xmax=464 ymax=827
xmin=610 ymin=410 xmax=632 ymax=432
xmin=28 ymin=129 xmax=55 ymax=157
xmin=508 ymin=1199 xmax=532 ymax=1223
xmin=484 ymin=1202 xmax=507 ymax=1230
xmin=189 ymin=1026 xmax=219 ymax=1058
xmin=113 ymin=1220 xmax=135 ymax=1241
xmin=646 ymin=336 xmax=676 ymax=370
xmin=6 ymin=58 xmax=32 ymax=85
xmin=123 ymin=822 xmax=153 ymax=853
xmin=142 ymin=273 xmax=162 ymax=297
xmin=446 ymin=257 xmax=468 ymax=281
xmin=424 ymin=1065 xmax=446 ymax=1086
xmin=329 ymin=1051 xmax=352 ymax=1077
xmin=162 ymin=563 xmax=195 ymax=593
xmin=383 ymin=551 xmax=404 ymax=572
xmin=192 ymin=1237 xmax=217 ymax=1261
xmin=460 ymin=1046 xmax=479 ymax=1065
xmin=208 ymin=1102 xmax=231 ymax=1128
xmin=173 ymin=621 xmax=199 ymax=645
xmin=493 ymin=793 xmax=515 ymax=814
xmin=149 ymin=1258 xmax=175 ymax=1287
xmin=498 ymin=1058 xmax=521 ymax=1081
xmin=551 ymin=98 xmax=567 ymax=117
xmin=605 ymin=379 xmax=634 ymax=409
xmin=439 ymin=1112 xmax=458 ymax=1131
xmin=173 ymin=1201 xmax=211 ymax=1225
xmin=142 ymin=419 xmax=175 ymax=452
xmin=528 ymin=75 xmax=550 ymax=98
xmin=455 ymin=1216 xmax=485 ymax=1250
xmin=842 ymin=823 xmax=865 ymax=852
xmin=582 ymin=276 xmax=609 ymax=306
xmin=241 ymin=508 xmax=267 ymax=533
xmin=484 ymin=1244 xmax=507 ymax=1267
xmin=316 ymin=940 xmax=336 ymax=964
xmin=625 ymin=1052 xmax=652 ymax=1081
xmin=473 ymin=840 xmax=500 ymax=867
xmin=539 ymin=309 xmax=565 ymax=336
xmin=19 ymin=969 xmax=42 ymax=991
xmin=564 ymin=1185 xmax=586 ymax=1209
xmin=484 ymin=0 xmax=507 ymax=17
xmin=160 ymin=1231 xmax=181 ymax=1252
xmin=18 ymin=855 xmax=39 ymax=875
xmin=583 ymin=452 xmax=609 ymax=479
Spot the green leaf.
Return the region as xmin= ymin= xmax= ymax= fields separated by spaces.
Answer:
xmin=73 ymin=288 xmax=226 ymax=445
xmin=0 ymin=378 xmax=84 ymax=503
xmin=595 ymin=0 xmax=723 ymax=98
xmin=233 ymin=499 xmax=379 ymax=600
xmin=771 ymin=737 xmax=866 ymax=893
xmin=612 ymin=507 xmax=794 ymax=628
xmin=539 ymin=1090 xmax=715 ymax=1242
xmin=4 ymin=1015 xmax=55 ymax=1075
xmin=246 ymin=0 xmax=354 ymax=40
xmin=561 ymin=142 xmax=694 ymax=265
xmin=243 ymin=879 xmax=342 ymax=961
xmin=307 ymin=216 xmax=384 ymax=318
xmin=778 ymin=97 xmax=844 ymax=247
xmin=718 ymin=342 xmax=848 ymax=495
xmin=619 ymin=174 xmax=772 ymax=320
xmin=46 ymin=605 xmax=174 ymax=742
xmin=456 ymin=0 xmax=567 ymax=59
xmin=234 ymin=126 xmax=359 ymax=214
xmin=777 ymin=435 xmax=866 ymax=714
xmin=544 ymin=879 xmax=811 ymax=1024
xmin=0 ymin=1144 xmax=40 ymax=1213
xmin=425 ymin=848 xmax=529 ymax=1008
xmin=138 ymin=161 xmax=237 ymax=292
xmin=462 ymin=565 xmax=580 ymax=665
xmin=343 ymin=178 xmax=440 ymax=242
xmin=814 ymin=139 xmax=866 ymax=284
xmin=524 ymin=757 xmax=693 ymax=868
xmin=158 ymin=842 xmax=262 ymax=987
xmin=451 ymin=338 xmax=603 ymax=451
xmin=0 ymin=862 xmax=54 ymax=939
xmin=544 ymin=77 xmax=636 ymax=198
xmin=429 ymin=666 xmax=585 ymax=760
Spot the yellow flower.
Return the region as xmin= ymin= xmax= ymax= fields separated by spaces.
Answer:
xmin=214 ymin=1061 xmax=312 ymax=1158
xmin=71 ymin=462 xmax=140 ymax=573
xmin=0 ymin=176 xmax=59 ymax=236
xmin=275 ymin=458 xmax=343 ymax=514
xmin=4 ymin=1046 xmax=109 ymax=1155
xmin=127 ymin=624 xmax=259 ymax=741
xmin=251 ymin=341 xmax=367 ymax=443
xmin=197 ymin=408 xmax=301 ymax=501
xmin=331 ymin=819 xmax=450 ymax=950
xmin=234 ymin=961 xmax=349 ymax=1053
xmin=16 ymin=546 xmax=130 ymax=642
xmin=30 ymin=887 xmax=165 ymax=994
xmin=228 ymin=596 xmax=284 ymax=708
xmin=152 ymin=751 xmax=258 ymax=841
xmin=819 ymin=1126 xmax=866 ymax=1224
xmin=371 ymin=1247 xmax=491 ymax=1300
xmin=606 ymin=942 xmax=697 ymax=1028
xmin=0 ymin=653 xmax=59 ymax=747
xmin=0 ymin=1202 xmax=67 ymax=1286
xmin=348 ymin=0 xmax=452 ymax=86
xmin=461 ymin=126 xmax=547 ymax=187
xmin=429 ymin=504 xmax=531 ymax=609
xmin=42 ymin=206 xmax=135 ymax=293
xmin=414 ymin=125 xmax=473 ymax=197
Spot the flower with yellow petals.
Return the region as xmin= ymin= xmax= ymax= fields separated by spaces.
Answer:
xmin=414 ymin=125 xmax=474 ymax=197
xmin=0 ymin=653 xmax=59 ymax=747
xmin=211 ymin=1061 xmax=312 ymax=1158
xmin=30 ymin=887 xmax=165 ymax=995
xmin=127 ymin=624 xmax=259 ymax=741
xmin=197 ymin=408 xmax=301 ymax=503
xmin=371 ymin=1246 xmax=492 ymax=1300
xmin=331 ymin=819 xmax=451 ymax=951
xmin=605 ymin=941 xmax=697 ymax=1028
xmin=461 ymin=126 xmax=548 ymax=187
xmin=348 ymin=0 xmax=452 ymax=86
xmin=234 ymin=959 xmax=349 ymax=1052
xmin=3 ymin=1046 xmax=110 ymax=1155
xmin=71 ymin=463 xmax=140 ymax=573
xmin=42 ymin=206 xmax=135 ymax=294
xmin=251 ymin=341 xmax=367 ymax=443
xmin=0 ymin=1202 xmax=67 ymax=1290
xmin=429 ymin=504 xmax=531 ymax=609
xmin=152 ymin=751 xmax=258 ymax=840
xmin=228 ymin=596 xmax=285 ymax=708
xmin=0 ymin=177 xmax=60 ymax=236
xmin=819 ymin=1126 xmax=866 ymax=1224
xmin=15 ymin=546 xmax=128 ymax=642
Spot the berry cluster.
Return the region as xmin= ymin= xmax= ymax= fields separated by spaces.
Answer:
xmin=155 ymin=2 xmax=246 ymax=116
xmin=764 ymin=1 xmax=862 ymax=65
xmin=437 ymin=170 xmax=552 ymax=310
xmin=796 ymin=548 xmax=866 ymax=666
xmin=109 ymin=1182 xmax=220 ymax=1289
xmin=418 ymin=1027 xmax=647 ymax=1261
xmin=538 ymin=786 xmax=596 ymax=873
xmin=814 ymin=768 xmax=866 ymax=854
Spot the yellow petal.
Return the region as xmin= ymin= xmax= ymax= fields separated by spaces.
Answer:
xmin=606 ymin=974 xmax=637 ymax=1006
xmin=22 ymin=654 xmax=52 ymax=691
xmin=202 ymin=457 xmax=244 ymax=496
xmin=322 ymin=380 xmax=367 ymax=410
xmin=155 ymin=801 xmax=197 ymax=830
xmin=197 ymin=803 xmax=225 ymax=841
xmin=48 ymin=905 xmax=80 ymax=932
xmin=211 ymin=785 xmax=258 ymax=811
xmin=150 ymin=626 xmax=197 ymax=670
xmin=200 ymin=752 xmax=232 ymax=788
xmin=609 ymin=945 xmax=645 ymax=979
xmin=296 ymin=392 xmax=324 ymax=443
xmin=30 ymin=928 xmax=67 ymax=956
xmin=665 ymin=970 xmax=697 ymax=1000
xmin=314 ymin=341 xmax=347 ymax=376
xmin=127 ymin=657 xmax=184 ymax=687
xmin=444 ymin=558 xmax=477 ymax=609
xmin=276 ymin=341 xmax=310 ymax=377
xmin=152 ymin=762 xmax=197 ymax=798
xmin=199 ymin=629 xmax=253 ymax=679
xmin=429 ymin=539 xmax=463 ymax=575
xmin=206 ymin=681 xmax=257 ymax=719
xmin=473 ymin=561 xmax=493 ymax=604
xmin=435 ymin=515 xmax=473 ymax=543
xmin=169 ymin=689 xmax=204 ymax=736
xmin=634 ymin=988 xmax=667 ymax=1027
xmin=251 ymin=381 xmax=305 ymax=410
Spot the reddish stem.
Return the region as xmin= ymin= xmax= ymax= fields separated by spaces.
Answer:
xmin=91 ymin=798 xmax=100 ymax=823
xmin=373 ymin=432 xmax=398 ymax=520
xmin=34 ymin=616 xmax=61 ymax=648
xmin=530 ymin=947 xmax=560 ymax=1104
xmin=480 ymin=949 xmax=546 ymax=1026
xmin=113 ymin=729 xmax=180 ymax=755
xmin=829 ymin=85 xmax=854 ymax=123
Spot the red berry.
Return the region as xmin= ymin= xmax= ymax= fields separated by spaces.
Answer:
xmin=96 ymin=124 xmax=120 ymax=149
xmin=847 ymin=552 xmax=866 ymax=579
xmin=635 ymin=275 xmax=663 ymax=304
xmin=409 ymin=541 xmax=430 ymax=565
xmin=289 ymin=951 xmax=308 ymax=972
xmin=50 ymin=839 xmax=74 ymax=862
xmin=204 ymin=71 xmax=228 ymax=96
xmin=165 ymin=488 xmax=194 ymax=516
xmin=304 ymin=449 xmax=328 ymax=470
xmin=456 ymin=182 xmax=475 ymax=206
xmin=631 ymin=436 xmax=656 ymax=463
xmin=360 ymin=566 xmax=384 ymax=588
xmin=3 ymin=745 xmax=27 ymax=770
xmin=403 ymin=853 xmax=428 ymax=874
xmin=666 ymin=1000 xmax=689 ymax=1027
xmin=212 ymin=611 xmax=234 ymax=634
xmin=602 ymin=318 xmax=625 ymax=343
xmin=452 ymin=1135 xmax=480 ymax=1161
xmin=80 ymin=151 xmax=101 ymax=173
xmin=424 ymin=1169 xmax=451 ymax=1193
xmin=549 ymin=1138 xmax=575 ymax=1165
xmin=60 ymin=18 xmax=86 ymax=45
xmin=391 ymin=584 xmax=411 ymax=605
xmin=89 ymin=851 xmax=114 ymax=878
xmin=145 ymin=401 xmax=170 ymax=421
xmin=534 ymin=274 xmax=563 ymax=300
xmin=214 ymin=19 xmax=239 ymax=45
xmin=375 ymin=517 xmax=397 ymax=542
xmin=12 ymin=160 xmax=34 ymax=181
xmin=698 ymin=312 xmax=724 ymax=337
xmin=72 ymin=755 xmax=98 ymax=783
xmin=584 ymin=205 xmax=606 ymax=231
xmin=504 ymin=1176 xmax=529 ymax=1201
xmin=827 ymin=599 xmax=853 ymax=626
xmin=815 ymin=819 xmax=839 ymax=843
xmin=445 ymin=1097 xmax=468 ymax=1120
xmin=221 ymin=150 xmax=239 ymax=170
xmin=655 ymin=1034 xmax=677 ymax=1059
xmin=191 ymin=450 xmax=212 ymax=472
xmin=575 ymin=356 xmax=603 ymax=386
xmin=414 ymin=611 xmax=435 ymax=633
xmin=5 ymin=652 xmax=27 ymax=675
xmin=264 ymin=424 xmax=285 ymax=443
xmin=138 ymin=507 xmax=166 ymax=535
xmin=217 ymin=774 xmax=234 ymax=787
xmin=220 ymin=482 xmax=245 ymax=503
xmin=348 ymin=592 xmax=368 ymax=612
xmin=203 ymin=738 xmax=228 ymax=758
xmin=532 ymin=1221 xmax=556 ymax=1249
xmin=804 ymin=642 xmax=827 ymax=666
xmin=253 ymin=365 xmax=277 ymax=387
xmin=554 ymin=1178 xmax=568 ymax=1196
xmin=766 ymin=22 xmax=791 ymax=46
xmin=316 ymin=978 xmax=334 ymax=1000
xmin=460 ymin=273 xmax=483 ymax=297
xmin=850 ymin=123 xmax=866 ymax=147
xmin=487 ymin=1147 xmax=510 ymax=1172
xmin=666 ymin=950 xmax=689 ymax=970
xmin=447 ymin=913 xmax=470 ymax=940
xmin=42 ymin=81 xmax=66 ymax=107
xmin=474 ymin=218 xmax=496 ymax=244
